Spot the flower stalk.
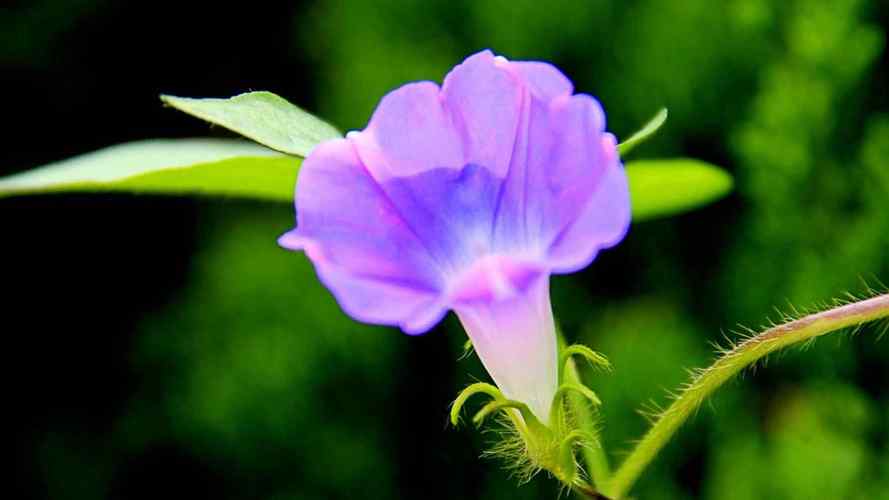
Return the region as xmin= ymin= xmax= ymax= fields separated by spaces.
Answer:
xmin=604 ymin=293 xmax=889 ymax=499
xmin=558 ymin=335 xmax=612 ymax=488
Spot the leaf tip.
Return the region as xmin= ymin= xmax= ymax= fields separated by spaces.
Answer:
xmin=618 ymin=106 xmax=670 ymax=157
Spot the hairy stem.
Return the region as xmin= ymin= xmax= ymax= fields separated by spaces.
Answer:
xmin=564 ymin=356 xmax=612 ymax=487
xmin=557 ymin=332 xmax=612 ymax=491
xmin=605 ymin=293 xmax=889 ymax=499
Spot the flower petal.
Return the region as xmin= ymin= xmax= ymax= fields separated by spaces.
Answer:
xmin=441 ymin=50 xmax=523 ymax=178
xmin=546 ymin=133 xmax=631 ymax=272
xmin=352 ymin=81 xmax=464 ymax=180
xmin=279 ymin=138 xmax=446 ymax=333
xmin=509 ymin=60 xmax=574 ymax=100
xmin=283 ymin=49 xmax=630 ymax=345
xmin=491 ymin=92 xmax=627 ymax=270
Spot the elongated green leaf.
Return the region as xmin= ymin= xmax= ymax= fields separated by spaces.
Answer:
xmin=625 ymin=158 xmax=733 ymax=221
xmin=618 ymin=108 xmax=668 ymax=156
xmin=0 ymin=139 xmax=298 ymax=201
xmin=161 ymin=92 xmax=342 ymax=156
xmin=1 ymin=142 xmax=730 ymax=222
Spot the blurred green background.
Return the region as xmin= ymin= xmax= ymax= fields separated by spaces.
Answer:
xmin=3 ymin=0 xmax=889 ymax=499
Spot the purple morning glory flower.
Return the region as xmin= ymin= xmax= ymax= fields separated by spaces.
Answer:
xmin=279 ymin=50 xmax=630 ymax=422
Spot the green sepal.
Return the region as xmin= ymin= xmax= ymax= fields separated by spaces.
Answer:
xmin=454 ymin=338 xmax=616 ymax=496
xmin=550 ymin=383 xmax=602 ymax=426
xmin=471 ymin=399 xmax=547 ymax=436
xmin=450 ymin=382 xmax=504 ymax=426
xmin=559 ymin=430 xmax=597 ymax=484
xmin=561 ymin=344 xmax=611 ymax=379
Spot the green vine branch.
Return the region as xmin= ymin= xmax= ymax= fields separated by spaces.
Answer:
xmin=603 ymin=293 xmax=889 ymax=499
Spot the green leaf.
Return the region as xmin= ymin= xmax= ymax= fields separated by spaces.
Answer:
xmin=617 ymin=108 xmax=668 ymax=156
xmin=1 ymin=140 xmax=730 ymax=223
xmin=0 ymin=139 xmax=298 ymax=201
xmin=626 ymin=158 xmax=733 ymax=221
xmin=161 ymin=92 xmax=342 ymax=156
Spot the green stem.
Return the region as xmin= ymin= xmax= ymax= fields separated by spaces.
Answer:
xmin=558 ymin=332 xmax=612 ymax=490
xmin=569 ymin=482 xmax=610 ymax=499
xmin=605 ymin=293 xmax=889 ymax=499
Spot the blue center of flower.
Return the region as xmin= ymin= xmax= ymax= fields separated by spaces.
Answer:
xmin=382 ymin=163 xmax=507 ymax=274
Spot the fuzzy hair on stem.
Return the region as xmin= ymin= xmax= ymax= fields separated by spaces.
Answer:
xmin=604 ymin=292 xmax=889 ymax=499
